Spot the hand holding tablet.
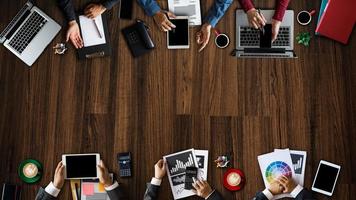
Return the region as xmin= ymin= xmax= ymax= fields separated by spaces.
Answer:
xmin=62 ymin=153 xmax=100 ymax=179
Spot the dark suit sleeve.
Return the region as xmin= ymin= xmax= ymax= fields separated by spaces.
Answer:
xmin=56 ymin=0 xmax=76 ymax=22
xmin=35 ymin=187 xmax=57 ymax=200
xmin=107 ymin=185 xmax=126 ymax=200
xmin=102 ymin=0 xmax=120 ymax=10
xmin=295 ymin=188 xmax=316 ymax=200
xmin=207 ymin=190 xmax=224 ymax=200
xmin=252 ymin=191 xmax=269 ymax=200
xmin=143 ymin=183 xmax=160 ymax=200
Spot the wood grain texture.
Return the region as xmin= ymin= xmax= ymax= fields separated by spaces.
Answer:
xmin=0 ymin=0 xmax=355 ymax=199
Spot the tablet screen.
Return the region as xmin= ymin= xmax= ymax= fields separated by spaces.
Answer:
xmin=168 ymin=19 xmax=188 ymax=46
xmin=66 ymin=155 xmax=98 ymax=178
xmin=313 ymin=163 xmax=339 ymax=192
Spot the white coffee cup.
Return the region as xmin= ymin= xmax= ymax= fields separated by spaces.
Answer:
xmin=297 ymin=10 xmax=316 ymax=25
xmin=214 ymin=30 xmax=230 ymax=49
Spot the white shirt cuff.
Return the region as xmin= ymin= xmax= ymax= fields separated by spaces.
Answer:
xmin=205 ymin=189 xmax=215 ymax=199
xmin=290 ymin=184 xmax=304 ymax=198
xmin=262 ymin=188 xmax=274 ymax=200
xmin=150 ymin=177 xmax=162 ymax=186
xmin=104 ymin=181 xmax=119 ymax=191
xmin=45 ymin=182 xmax=61 ymax=197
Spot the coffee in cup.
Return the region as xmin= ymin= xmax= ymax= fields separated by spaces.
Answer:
xmin=214 ymin=30 xmax=230 ymax=49
xmin=23 ymin=163 xmax=39 ymax=178
xmin=297 ymin=10 xmax=316 ymax=25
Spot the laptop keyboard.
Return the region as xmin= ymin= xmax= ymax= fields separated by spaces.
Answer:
xmin=240 ymin=26 xmax=290 ymax=47
xmin=8 ymin=11 xmax=47 ymax=54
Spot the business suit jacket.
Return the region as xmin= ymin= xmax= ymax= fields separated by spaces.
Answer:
xmin=253 ymin=189 xmax=315 ymax=200
xmin=143 ymin=183 xmax=224 ymax=200
xmin=35 ymin=185 xmax=126 ymax=200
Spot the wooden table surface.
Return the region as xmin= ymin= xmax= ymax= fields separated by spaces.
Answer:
xmin=0 ymin=0 xmax=355 ymax=199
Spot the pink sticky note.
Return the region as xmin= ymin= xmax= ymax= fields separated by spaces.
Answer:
xmin=82 ymin=183 xmax=94 ymax=196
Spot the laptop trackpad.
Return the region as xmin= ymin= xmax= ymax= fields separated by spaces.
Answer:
xmin=260 ymin=24 xmax=272 ymax=48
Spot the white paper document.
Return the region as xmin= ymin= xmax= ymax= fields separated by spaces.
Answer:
xmin=258 ymin=150 xmax=296 ymax=199
xmin=79 ymin=15 xmax=106 ymax=47
xmin=163 ymin=149 xmax=198 ymax=199
xmin=168 ymin=0 xmax=202 ymax=26
xmin=194 ymin=150 xmax=208 ymax=180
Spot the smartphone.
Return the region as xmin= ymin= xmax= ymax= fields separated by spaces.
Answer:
xmin=117 ymin=152 xmax=132 ymax=177
xmin=260 ymin=24 xmax=272 ymax=48
xmin=1 ymin=183 xmax=21 ymax=200
xmin=184 ymin=167 xmax=198 ymax=190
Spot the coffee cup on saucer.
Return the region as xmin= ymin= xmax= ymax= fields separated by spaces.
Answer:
xmin=297 ymin=10 xmax=316 ymax=25
xmin=18 ymin=159 xmax=42 ymax=183
xmin=223 ymin=168 xmax=245 ymax=191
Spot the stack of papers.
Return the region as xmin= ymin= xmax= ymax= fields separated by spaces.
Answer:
xmin=257 ymin=149 xmax=307 ymax=200
xmin=163 ymin=149 xmax=209 ymax=199
xmin=168 ymin=0 xmax=202 ymax=26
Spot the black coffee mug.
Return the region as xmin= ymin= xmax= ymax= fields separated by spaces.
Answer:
xmin=214 ymin=30 xmax=230 ymax=49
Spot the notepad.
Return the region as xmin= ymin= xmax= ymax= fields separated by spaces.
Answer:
xmin=79 ymin=15 xmax=106 ymax=47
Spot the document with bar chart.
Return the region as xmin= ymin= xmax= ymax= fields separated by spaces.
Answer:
xmin=275 ymin=149 xmax=307 ymax=186
xmin=168 ymin=0 xmax=202 ymax=26
xmin=164 ymin=149 xmax=198 ymax=199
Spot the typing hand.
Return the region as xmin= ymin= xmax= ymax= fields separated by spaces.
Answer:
xmin=246 ymin=8 xmax=266 ymax=29
xmin=268 ymin=179 xmax=284 ymax=195
xmin=271 ymin=19 xmax=281 ymax=42
xmin=153 ymin=11 xmax=176 ymax=32
xmin=154 ymin=159 xmax=167 ymax=179
xmin=196 ymin=23 xmax=212 ymax=52
xmin=278 ymin=175 xmax=297 ymax=193
xmin=192 ymin=179 xmax=213 ymax=198
xmin=98 ymin=160 xmax=113 ymax=187
xmin=84 ymin=3 xmax=107 ymax=19
xmin=66 ymin=20 xmax=83 ymax=49
xmin=53 ymin=162 xmax=65 ymax=189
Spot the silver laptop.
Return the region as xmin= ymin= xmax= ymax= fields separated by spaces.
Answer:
xmin=235 ymin=9 xmax=295 ymax=58
xmin=0 ymin=1 xmax=61 ymax=66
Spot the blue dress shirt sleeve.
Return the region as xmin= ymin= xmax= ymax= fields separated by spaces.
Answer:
xmin=136 ymin=0 xmax=162 ymax=16
xmin=204 ymin=0 xmax=233 ymax=27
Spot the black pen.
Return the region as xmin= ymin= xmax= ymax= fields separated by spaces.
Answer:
xmin=257 ymin=9 xmax=265 ymax=35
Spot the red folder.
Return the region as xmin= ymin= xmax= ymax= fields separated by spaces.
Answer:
xmin=316 ymin=0 xmax=356 ymax=44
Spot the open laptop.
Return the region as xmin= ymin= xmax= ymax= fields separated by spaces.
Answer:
xmin=235 ymin=9 xmax=295 ymax=58
xmin=0 ymin=1 xmax=61 ymax=66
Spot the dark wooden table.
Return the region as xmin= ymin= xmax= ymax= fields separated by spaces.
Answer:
xmin=0 ymin=0 xmax=355 ymax=199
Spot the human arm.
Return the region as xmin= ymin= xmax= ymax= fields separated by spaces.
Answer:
xmin=35 ymin=162 xmax=65 ymax=200
xmin=143 ymin=159 xmax=167 ymax=200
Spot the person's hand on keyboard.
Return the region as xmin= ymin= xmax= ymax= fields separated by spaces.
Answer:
xmin=271 ymin=19 xmax=281 ymax=42
xmin=66 ymin=20 xmax=83 ymax=49
xmin=153 ymin=11 xmax=176 ymax=32
xmin=196 ymin=23 xmax=212 ymax=52
xmin=246 ymin=8 xmax=266 ymax=29
xmin=84 ymin=3 xmax=107 ymax=19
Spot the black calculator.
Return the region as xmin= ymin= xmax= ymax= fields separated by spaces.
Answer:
xmin=117 ymin=152 xmax=132 ymax=177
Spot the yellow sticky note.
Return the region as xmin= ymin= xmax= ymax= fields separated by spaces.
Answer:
xmin=98 ymin=183 xmax=105 ymax=192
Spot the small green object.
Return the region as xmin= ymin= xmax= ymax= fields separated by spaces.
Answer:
xmin=18 ymin=159 xmax=43 ymax=184
xmin=296 ymin=32 xmax=311 ymax=46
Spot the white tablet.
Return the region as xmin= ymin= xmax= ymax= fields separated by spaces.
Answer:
xmin=62 ymin=153 xmax=100 ymax=179
xmin=167 ymin=16 xmax=189 ymax=49
xmin=312 ymin=160 xmax=341 ymax=196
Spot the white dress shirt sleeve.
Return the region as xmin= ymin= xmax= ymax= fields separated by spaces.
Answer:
xmin=262 ymin=189 xmax=274 ymax=200
xmin=105 ymin=181 xmax=119 ymax=191
xmin=44 ymin=182 xmax=61 ymax=197
xmin=150 ymin=177 xmax=162 ymax=186
xmin=290 ymin=185 xmax=304 ymax=198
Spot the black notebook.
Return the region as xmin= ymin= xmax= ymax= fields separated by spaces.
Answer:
xmin=122 ymin=21 xmax=155 ymax=58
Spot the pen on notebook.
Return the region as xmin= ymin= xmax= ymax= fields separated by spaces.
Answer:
xmin=93 ymin=18 xmax=103 ymax=38
xmin=257 ymin=9 xmax=265 ymax=35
